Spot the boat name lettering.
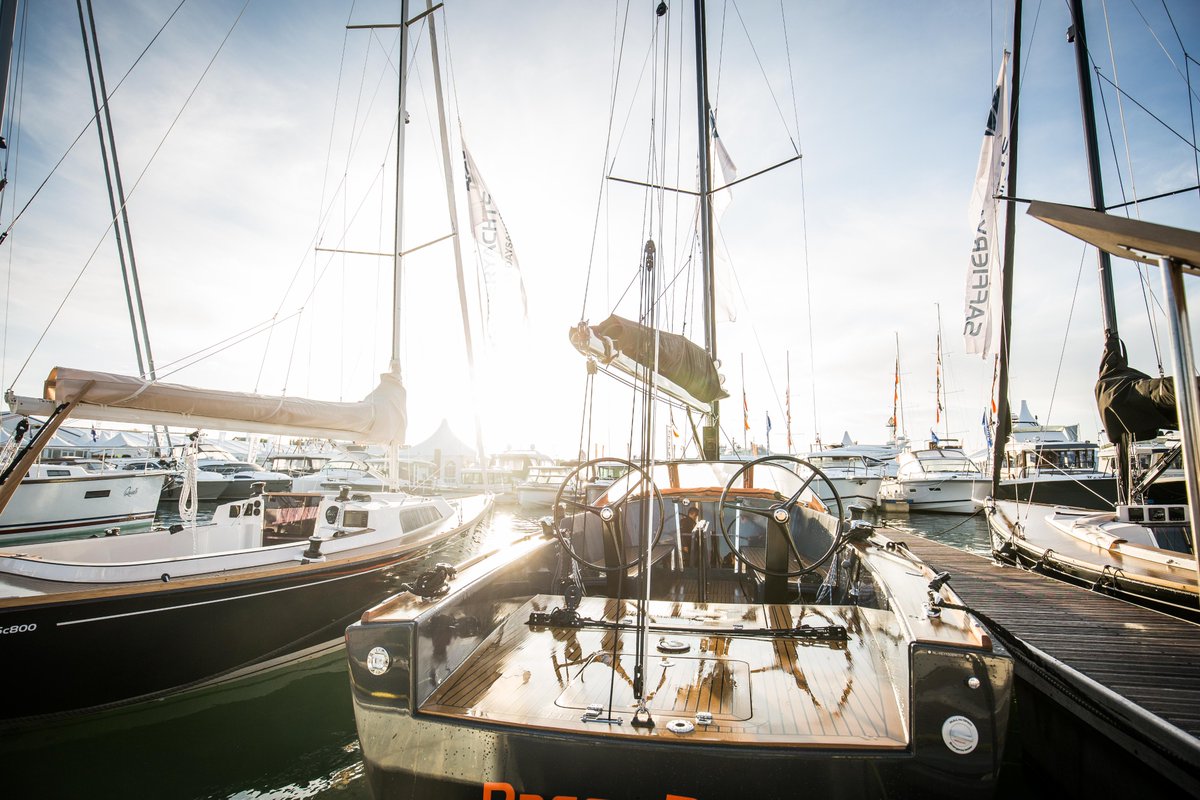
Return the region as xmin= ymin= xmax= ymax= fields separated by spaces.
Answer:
xmin=963 ymin=218 xmax=990 ymax=336
xmin=481 ymin=783 xmax=696 ymax=800
xmin=1 ymin=623 xmax=36 ymax=635
xmin=124 ymin=486 xmax=139 ymax=497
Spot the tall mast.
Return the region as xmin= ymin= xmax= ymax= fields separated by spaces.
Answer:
xmin=1067 ymin=0 xmax=1119 ymax=337
xmin=990 ymin=2 xmax=1021 ymax=493
xmin=77 ymin=0 xmax=168 ymax=453
xmin=390 ymin=0 xmax=410 ymax=380
xmin=0 ymin=0 xmax=19 ymax=153
xmin=384 ymin=0 xmax=410 ymax=489
xmin=693 ymin=0 xmax=719 ymax=459
xmin=425 ymin=1 xmax=485 ymax=465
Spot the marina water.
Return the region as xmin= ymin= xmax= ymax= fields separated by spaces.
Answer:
xmin=9 ymin=507 xmax=1019 ymax=799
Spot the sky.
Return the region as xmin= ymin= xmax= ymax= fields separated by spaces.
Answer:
xmin=0 ymin=0 xmax=1198 ymax=461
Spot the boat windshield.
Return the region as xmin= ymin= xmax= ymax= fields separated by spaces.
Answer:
xmin=923 ymin=458 xmax=979 ymax=474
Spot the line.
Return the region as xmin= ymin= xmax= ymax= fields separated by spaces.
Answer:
xmin=56 ymin=568 xmax=372 ymax=627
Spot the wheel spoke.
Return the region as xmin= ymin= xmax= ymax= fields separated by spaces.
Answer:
xmin=782 ymin=470 xmax=818 ymax=510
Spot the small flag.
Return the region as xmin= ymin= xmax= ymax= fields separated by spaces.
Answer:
xmin=91 ymin=426 xmax=98 ymax=443
xmin=766 ymin=413 xmax=772 ymax=436
xmin=930 ymin=428 xmax=940 ymax=445
xmin=982 ymin=410 xmax=993 ymax=448
xmin=743 ymin=390 xmax=750 ymax=432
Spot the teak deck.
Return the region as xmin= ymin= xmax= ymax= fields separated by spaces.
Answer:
xmin=894 ymin=534 xmax=1200 ymax=789
xmin=421 ymin=595 xmax=910 ymax=748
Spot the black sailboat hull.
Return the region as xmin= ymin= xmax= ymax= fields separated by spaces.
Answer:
xmin=0 ymin=539 xmax=469 ymax=727
xmin=360 ymin=724 xmax=999 ymax=800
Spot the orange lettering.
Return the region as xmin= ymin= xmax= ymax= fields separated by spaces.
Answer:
xmin=665 ymin=796 xmax=697 ymax=800
xmin=482 ymin=782 xmax=515 ymax=800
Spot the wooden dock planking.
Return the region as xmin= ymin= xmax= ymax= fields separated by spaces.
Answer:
xmin=893 ymin=533 xmax=1200 ymax=789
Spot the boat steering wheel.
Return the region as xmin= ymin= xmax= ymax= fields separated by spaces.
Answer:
xmin=717 ymin=455 xmax=844 ymax=578
xmin=552 ymin=457 xmax=665 ymax=573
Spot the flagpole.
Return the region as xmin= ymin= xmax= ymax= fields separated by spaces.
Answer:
xmin=990 ymin=2 xmax=1021 ymax=495
xmin=741 ymin=353 xmax=747 ymax=452
xmin=785 ymin=351 xmax=793 ymax=455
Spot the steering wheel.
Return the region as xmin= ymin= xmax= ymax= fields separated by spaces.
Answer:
xmin=717 ymin=455 xmax=843 ymax=578
xmin=552 ymin=457 xmax=665 ymax=573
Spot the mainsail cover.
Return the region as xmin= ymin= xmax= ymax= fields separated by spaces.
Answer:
xmin=587 ymin=315 xmax=728 ymax=404
xmin=37 ymin=367 xmax=407 ymax=444
xmin=1095 ymin=332 xmax=1177 ymax=441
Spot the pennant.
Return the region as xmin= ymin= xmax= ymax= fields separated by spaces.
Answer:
xmin=743 ymin=389 xmax=750 ymax=432
xmin=963 ymin=52 xmax=1009 ymax=358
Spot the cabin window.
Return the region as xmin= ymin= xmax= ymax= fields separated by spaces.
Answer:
xmin=84 ymin=489 xmax=111 ymax=499
xmin=343 ymin=510 xmax=369 ymax=528
xmin=262 ymin=495 xmax=322 ymax=544
xmin=46 ymin=469 xmax=71 ymax=477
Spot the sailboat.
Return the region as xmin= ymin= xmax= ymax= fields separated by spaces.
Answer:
xmin=879 ymin=317 xmax=988 ymax=513
xmin=982 ymin=1 xmax=1200 ymax=619
xmin=0 ymin=1 xmax=493 ymax=727
xmin=347 ymin=3 xmax=1013 ymax=796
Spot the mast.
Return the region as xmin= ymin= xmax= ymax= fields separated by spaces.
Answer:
xmin=935 ymin=303 xmax=947 ymax=440
xmin=0 ymin=0 xmax=18 ymax=153
xmin=385 ymin=0 xmax=411 ymax=489
xmin=390 ymin=0 xmax=410 ymax=381
xmin=425 ymin=1 xmax=486 ymax=466
xmin=1067 ymin=0 xmax=1119 ymax=337
xmin=693 ymin=0 xmax=719 ymax=460
xmin=77 ymin=0 xmax=168 ymax=453
xmin=990 ymin=2 xmax=1021 ymax=494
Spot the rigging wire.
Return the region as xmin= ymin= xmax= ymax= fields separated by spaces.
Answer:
xmin=0 ymin=0 xmax=189 ymax=246
xmin=580 ymin=0 xmax=634 ymax=323
xmin=0 ymin=0 xmax=27 ymax=393
xmin=10 ymin=0 xmax=251 ymax=391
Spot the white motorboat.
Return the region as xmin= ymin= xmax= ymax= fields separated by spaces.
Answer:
xmin=879 ymin=443 xmax=988 ymax=513
xmin=515 ymin=464 xmax=574 ymax=508
xmin=803 ymin=434 xmax=903 ymax=512
xmin=0 ymin=461 xmax=168 ymax=543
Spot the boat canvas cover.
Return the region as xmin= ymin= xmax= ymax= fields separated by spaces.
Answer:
xmin=590 ymin=315 xmax=728 ymax=403
xmin=1095 ymin=333 xmax=1177 ymax=441
xmin=41 ymin=367 xmax=407 ymax=444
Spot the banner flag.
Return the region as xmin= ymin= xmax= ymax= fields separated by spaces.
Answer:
xmin=463 ymin=142 xmax=528 ymax=341
xmin=963 ymin=52 xmax=1010 ymax=358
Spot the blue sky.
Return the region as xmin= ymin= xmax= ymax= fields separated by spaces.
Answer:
xmin=1 ymin=0 xmax=1197 ymax=459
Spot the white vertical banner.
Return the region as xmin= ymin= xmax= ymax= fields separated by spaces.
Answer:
xmin=463 ymin=142 xmax=528 ymax=341
xmin=963 ymin=52 xmax=1010 ymax=357
xmin=710 ymin=113 xmax=740 ymax=323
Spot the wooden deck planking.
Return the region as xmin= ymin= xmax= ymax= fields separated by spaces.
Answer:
xmin=894 ymin=535 xmax=1200 ymax=745
xmin=420 ymin=594 xmax=909 ymax=747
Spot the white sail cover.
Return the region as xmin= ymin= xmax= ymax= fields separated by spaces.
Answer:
xmin=30 ymin=367 xmax=407 ymax=444
xmin=963 ymin=52 xmax=1009 ymax=357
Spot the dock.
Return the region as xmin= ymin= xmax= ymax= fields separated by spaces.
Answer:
xmin=894 ymin=534 xmax=1200 ymax=795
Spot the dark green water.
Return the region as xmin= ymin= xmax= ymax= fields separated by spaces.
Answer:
xmin=4 ymin=509 xmax=996 ymax=799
